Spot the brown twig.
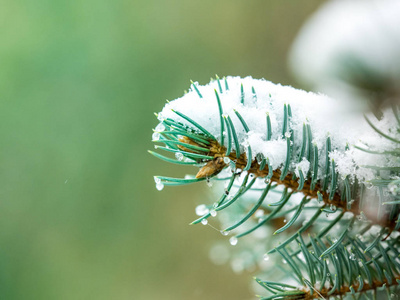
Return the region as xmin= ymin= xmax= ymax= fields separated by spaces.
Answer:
xmin=302 ymin=275 xmax=400 ymax=299
xmin=179 ymin=137 xmax=397 ymax=230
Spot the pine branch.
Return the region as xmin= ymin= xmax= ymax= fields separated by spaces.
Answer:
xmin=151 ymin=77 xmax=400 ymax=299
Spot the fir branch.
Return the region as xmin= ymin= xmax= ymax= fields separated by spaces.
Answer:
xmin=167 ymin=136 xmax=399 ymax=230
xmin=151 ymin=77 xmax=400 ymax=300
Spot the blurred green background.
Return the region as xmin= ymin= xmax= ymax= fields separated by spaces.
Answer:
xmin=0 ymin=1 xmax=322 ymax=299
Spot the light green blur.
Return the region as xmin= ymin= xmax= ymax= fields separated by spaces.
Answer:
xmin=0 ymin=1 xmax=322 ymax=299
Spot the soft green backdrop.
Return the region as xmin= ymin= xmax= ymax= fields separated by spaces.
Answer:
xmin=0 ymin=1 xmax=322 ymax=299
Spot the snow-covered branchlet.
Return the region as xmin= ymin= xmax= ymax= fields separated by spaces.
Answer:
xmin=157 ymin=76 xmax=398 ymax=183
xmin=151 ymin=76 xmax=400 ymax=298
xmin=151 ymin=76 xmax=400 ymax=229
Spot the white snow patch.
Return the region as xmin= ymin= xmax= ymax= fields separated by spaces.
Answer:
xmin=156 ymin=76 xmax=399 ymax=184
xmin=294 ymin=159 xmax=311 ymax=177
xmin=289 ymin=0 xmax=400 ymax=106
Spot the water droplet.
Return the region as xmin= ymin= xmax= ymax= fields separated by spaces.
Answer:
xmin=284 ymin=131 xmax=291 ymax=138
xmin=201 ymin=219 xmax=208 ymax=225
xmin=157 ymin=112 xmax=164 ymax=121
xmin=155 ymin=123 xmax=165 ymax=132
xmin=283 ymin=219 xmax=287 ymax=223
xmin=221 ymin=230 xmax=229 ymax=236
xmin=255 ymin=209 xmax=264 ymax=218
xmin=195 ymin=204 xmax=209 ymax=216
xmin=229 ymin=237 xmax=238 ymax=246
xmin=263 ymin=254 xmax=270 ymax=261
xmin=327 ymin=273 xmax=330 ymax=277
xmin=154 ymin=176 xmax=161 ymax=184
xmin=175 ymin=152 xmax=184 ymax=161
xmin=258 ymin=218 xmax=264 ymax=223
xmin=207 ymin=180 xmax=213 ymax=187
xmin=210 ymin=210 xmax=217 ymax=217
xmin=282 ymin=259 xmax=287 ymax=264
xmin=152 ymin=132 xmax=160 ymax=141
xmin=223 ymin=157 xmax=230 ymax=164
xmin=156 ymin=182 xmax=164 ymax=191
xmin=264 ymin=178 xmax=271 ymax=184
xmin=349 ymin=253 xmax=356 ymax=260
